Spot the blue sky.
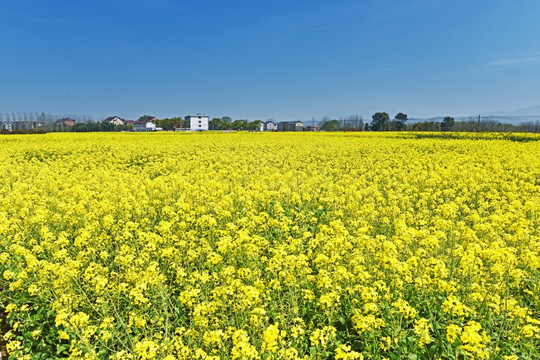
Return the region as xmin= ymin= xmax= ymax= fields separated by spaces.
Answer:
xmin=1 ymin=0 xmax=540 ymax=121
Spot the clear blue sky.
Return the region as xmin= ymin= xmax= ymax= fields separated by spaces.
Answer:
xmin=1 ymin=0 xmax=540 ymax=121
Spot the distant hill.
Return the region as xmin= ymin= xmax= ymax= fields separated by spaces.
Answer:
xmin=481 ymin=104 xmax=540 ymax=116
xmin=360 ymin=106 xmax=540 ymax=125
xmin=407 ymin=116 xmax=445 ymax=124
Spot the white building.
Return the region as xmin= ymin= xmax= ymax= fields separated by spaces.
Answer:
xmin=132 ymin=120 xmax=157 ymax=132
xmin=277 ymin=121 xmax=304 ymax=131
xmin=264 ymin=120 xmax=278 ymax=131
xmin=185 ymin=114 xmax=209 ymax=131
xmin=104 ymin=116 xmax=126 ymax=126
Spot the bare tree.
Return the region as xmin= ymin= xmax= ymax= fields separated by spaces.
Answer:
xmin=344 ymin=115 xmax=363 ymax=130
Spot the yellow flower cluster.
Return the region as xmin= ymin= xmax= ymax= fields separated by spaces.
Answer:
xmin=0 ymin=132 xmax=538 ymax=359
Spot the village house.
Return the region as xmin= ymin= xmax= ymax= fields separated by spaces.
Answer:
xmin=139 ymin=116 xmax=158 ymax=122
xmin=11 ymin=121 xmax=38 ymax=131
xmin=55 ymin=118 xmax=76 ymax=127
xmin=278 ymin=121 xmax=304 ymax=131
xmin=185 ymin=114 xmax=209 ymax=131
xmin=290 ymin=121 xmax=304 ymax=131
xmin=264 ymin=120 xmax=278 ymax=131
xmin=103 ymin=116 xmax=126 ymax=126
xmin=132 ymin=120 xmax=157 ymax=132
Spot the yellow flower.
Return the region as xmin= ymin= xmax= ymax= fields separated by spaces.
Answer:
xmin=392 ymin=298 xmax=417 ymax=319
xmin=134 ymin=340 xmax=159 ymax=360
xmin=446 ymin=324 xmax=462 ymax=343
xmin=231 ymin=330 xmax=258 ymax=360
xmin=1 ymin=132 xmax=539 ymax=358
xmin=261 ymin=323 xmax=280 ymax=353
xmin=460 ymin=321 xmax=490 ymax=359
xmin=335 ymin=344 xmax=364 ymax=359
xmin=310 ymin=326 xmax=337 ymax=348
xmin=442 ymin=295 xmax=470 ymax=317
xmin=414 ymin=318 xmax=432 ymax=347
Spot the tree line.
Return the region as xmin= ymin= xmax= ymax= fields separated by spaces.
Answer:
xmin=208 ymin=117 xmax=264 ymax=131
xmin=2 ymin=111 xmax=539 ymax=133
xmin=408 ymin=116 xmax=539 ymax=133
xmin=347 ymin=112 xmax=538 ymax=133
xmin=139 ymin=116 xmax=265 ymax=131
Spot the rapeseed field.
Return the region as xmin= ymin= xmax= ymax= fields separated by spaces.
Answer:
xmin=0 ymin=132 xmax=539 ymax=359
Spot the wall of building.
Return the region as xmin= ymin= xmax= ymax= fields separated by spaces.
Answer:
xmin=188 ymin=115 xmax=209 ymax=131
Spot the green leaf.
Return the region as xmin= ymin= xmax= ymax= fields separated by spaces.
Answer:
xmin=56 ymin=344 xmax=70 ymax=355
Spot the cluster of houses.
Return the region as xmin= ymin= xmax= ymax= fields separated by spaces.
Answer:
xmin=1 ymin=114 xmax=321 ymax=132
xmin=105 ymin=115 xmax=320 ymax=132
xmin=1 ymin=117 xmax=75 ymax=131
xmin=262 ymin=120 xmax=319 ymax=131
xmin=264 ymin=120 xmax=313 ymax=132
xmin=103 ymin=116 xmax=160 ymax=131
xmin=102 ymin=115 xmax=209 ymax=132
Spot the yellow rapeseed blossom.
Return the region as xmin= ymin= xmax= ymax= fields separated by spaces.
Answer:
xmin=335 ymin=344 xmax=364 ymax=359
xmin=442 ymin=295 xmax=470 ymax=317
xmin=0 ymin=132 xmax=538 ymax=359
xmin=414 ymin=318 xmax=432 ymax=347
xmin=261 ymin=323 xmax=281 ymax=353
xmin=460 ymin=321 xmax=490 ymax=359
xmin=446 ymin=324 xmax=462 ymax=343
xmin=310 ymin=326 xmax=337 ymax=348
xmin=392 ymin=298 xmax=417 ymax=319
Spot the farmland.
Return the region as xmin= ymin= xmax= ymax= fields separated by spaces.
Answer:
xmin=0 ymin=132 xmax=539 ymax=359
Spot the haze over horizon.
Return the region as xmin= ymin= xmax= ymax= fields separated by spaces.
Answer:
xmin=2 ymin=0 xmax=540 ymax=122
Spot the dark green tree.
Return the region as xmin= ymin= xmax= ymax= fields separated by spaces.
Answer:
xmin=209 ymin=117 xmax=223 ymax=130
xmin=391 ymin=112 xmax=408 ymax=131
xmin=232 ymin=120 xmax=248 ymax=130
xmin=246 ymin=120 xmax=263 ymax=131
xmin=441 ymin=116 xmax=455 ymax=131
xmin=321 ymin=119 xmax=342 ymax=131
xmin=137 ymin=115 xmax=156 ymax=122
xmin=412 ymin=121 xmax=441 ymax=131
xmin=157 ymin=117 xmax=183 ymax=130
xmin=370 ymin=112 xmax=390 ymax=131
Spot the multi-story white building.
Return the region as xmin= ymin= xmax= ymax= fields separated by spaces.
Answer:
xmin=185 ymin=114 xmax=209 ymax=131
xmin=264 ymin=120 xmax=278 ymax=131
